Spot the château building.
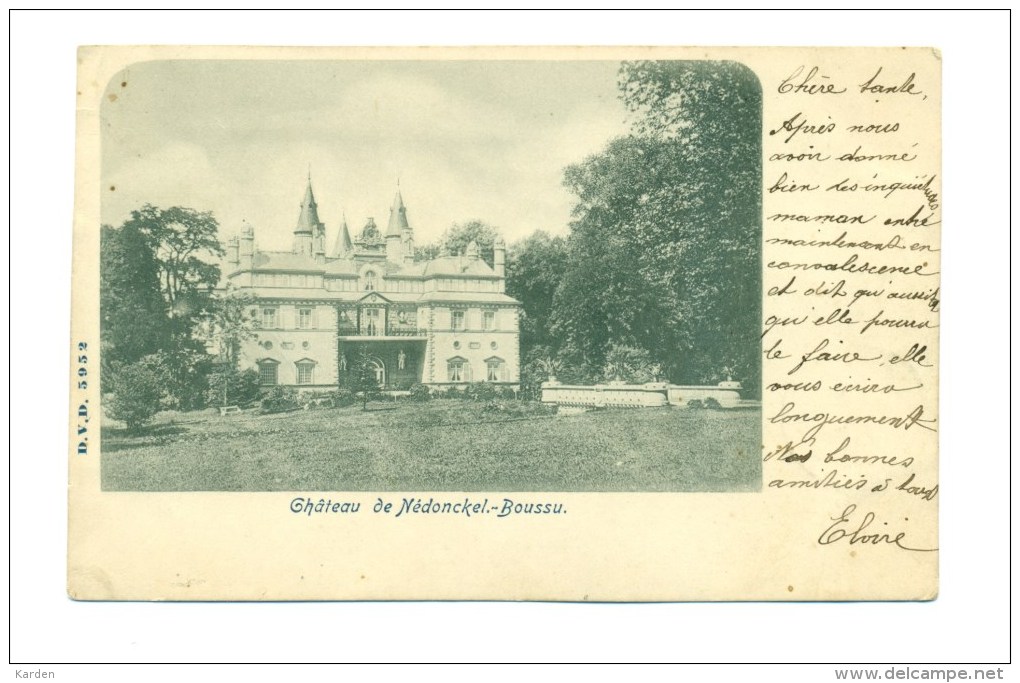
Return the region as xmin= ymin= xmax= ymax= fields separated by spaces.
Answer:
xmin=223 ymin=176 xmax=521 ymax=392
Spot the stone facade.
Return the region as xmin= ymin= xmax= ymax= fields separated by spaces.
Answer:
xmin=223 ymin=177 xmax=520 ymax=391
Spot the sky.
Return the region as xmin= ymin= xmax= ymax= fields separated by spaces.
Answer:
xmin=101 ymin=59 xmax=632 ymax=250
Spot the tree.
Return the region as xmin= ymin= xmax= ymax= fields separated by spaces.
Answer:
xmin=106 ymin=360 xmax=164 ymax=431
xmin=602 ymin=343 xmax=658 ymax=384
xmin=99 ymin=223 xmax=168 ymax=388
xmin=552 ymin=61 xmax=762 ymax=393
xmin=137 ymin=348 xmax=212 ymax=411
xmin=122 ymin=204 xmax=225 ymax=333
xmin=618 ymin=61 xmax=762 ymax=391
xmin=101 ymin=205 xmax=229 ymax=407
xmin=506 ymin=231 xmax=568 ymax=353
xmin=349 ymin=346 xmax=381 ymax=410
xmin=205 ymin=367 xmax=261 ymax=408
xmin=195 ymin=286 xmax=259 ymax=369
xmin=418 ymin=220 xmax=500 ymax=267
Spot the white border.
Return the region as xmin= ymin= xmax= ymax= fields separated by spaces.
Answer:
xmin=8 ymin=8 xmax=1013 ymax=673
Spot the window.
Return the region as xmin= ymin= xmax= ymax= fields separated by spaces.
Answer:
xmin=363 ymin=308 xmax=381 ymax=335
xmin=363 ymin=270 xmax=377 ymax=291
xmin=451 ymin=310 xmax=465 ymax=331
xmin=258 ymin=361 xmax=278 ymax=386
xmin=261 ymin=307 xmax=279 ymax=329
xmin=296 ymin=361 xmax=315 ymax=385
xmin=447 ymin=357 xmax=468 ymax=382
xmin=486 ymin=358 xmax=505 ymax=382
xmin=297 ymin=307 xmax=312 ymax=329
xmin=482 ymin=311 xmax=496 ymax=331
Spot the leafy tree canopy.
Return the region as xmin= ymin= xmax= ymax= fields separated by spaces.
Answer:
xmin=549 ymin=61 xmax=762 ymax=391
xmin=122 ymin=204 xmax=225 ymax=320
xmin=418 ymin=220 xmax=500 ymax=267
xmin=506 ymin=231 xmax=568 ymax=351
xmin=100 ymin=223 xmax=169 ymax=378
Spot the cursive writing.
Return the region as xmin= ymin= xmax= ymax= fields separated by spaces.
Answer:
xmin=818 ymin=504 xmax=937 ymax=551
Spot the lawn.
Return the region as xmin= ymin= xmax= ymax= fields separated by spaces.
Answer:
xmin=101 ymin=401 xmax=761 ymax=492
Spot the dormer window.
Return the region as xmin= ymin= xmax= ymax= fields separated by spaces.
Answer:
xmin=363 ymin=270 xmax=377 ymax=291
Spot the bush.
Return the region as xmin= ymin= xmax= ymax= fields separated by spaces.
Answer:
xmin=496 ymin=386 xmax=518 ymax=400
xmin=106 ymin=361 xmax=164 ymax=430
xmin=686 ymin=399 xmax=705 ymax=410
xmin=465 ymin=382 xmax=497 ymax=401
xmin=205 ymin=367 xmax=261 ymax=408
xmin=704 ymin=397 xmax=722 ymax=410
xmin=138 ymin=348 xmax=213 ymax=411
xmin=408 ymin=383 xmax=431 ymax=402
xmin=431 ymin=386 xmax=456 ymax=400
xmin=259 ymin=386 xmax=300 ymax=414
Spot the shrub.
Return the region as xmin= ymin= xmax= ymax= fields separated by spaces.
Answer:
xmin=431 ymin=386 xmax=457 ymax=400
xmin=259 ymin=386 xmax=300 ymax=414
xmin=704 ymin=397 xmax=722 ymax=410
xmin=686 ymin=399 xmax=705 ymax=410
xmin=205 ymin=367 xmax=261 ymax=408
xmin=465 ymin=382 xmax=497 ymax=401
xmin=602 ymin=343 xmax=657 ymax=384
xmin=106 ymin=361 xmax=164 ymax=430
xmin=408 ymin=383 xmax=431 ymax=402
xmin=138 ymin=348 xmax=213 ymax=411
xmin=496 ymin=386 xmax=518 ymax=400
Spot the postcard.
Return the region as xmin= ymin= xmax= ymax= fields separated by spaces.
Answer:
xmin=68 ymin=45 xmax=940 ymax=601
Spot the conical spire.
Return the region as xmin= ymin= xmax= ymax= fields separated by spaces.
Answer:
xmin=386 ymin=187 xmax=410 ymax=238
xmin=332 ymin=213 xmax=353 ymax=258
xmin=295 ymin=173 xmax=321 ymax=235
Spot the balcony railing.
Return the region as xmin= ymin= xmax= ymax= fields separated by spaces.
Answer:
xmin=337 ymin=323 xmax=421 ymax=337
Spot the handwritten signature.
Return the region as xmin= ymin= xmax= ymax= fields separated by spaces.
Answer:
xmin=818 ymin=504 xmax=937 ymax=552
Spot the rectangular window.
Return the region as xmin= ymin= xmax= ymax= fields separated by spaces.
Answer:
xmin=296 ymin=363 xmax=314 ymax=385
xmin=297 ymin=308 xmax=312 ymax=329
xmin=451 ymin=310 xmax=465 ymax=331
xmin=258 ymin=363 xmax=278 ymax=386
xmin=487 ymin=359 xmax=504 ymax=382
xmin=448 ymin=360 xmax=465 ymax=382
xmin=363 ymin=308 xmax=381 ymax=335
xmin=483 ymin=311 xmax=495 ymax=331
xmin=261 ymin=307 xmax=278 ymax=329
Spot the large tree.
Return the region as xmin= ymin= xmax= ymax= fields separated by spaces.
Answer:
xmin=101 ymin=205 xmax=227 ymax=405
xmin=99 ymin=222 xmax=169 ymax=388
xmin=553 ymin=61 xmax=762 ymax=391
xmin=505 ymin=230 xmax=568 ymax=352
xmin=122 ymin=204 xmax=225 ymax=332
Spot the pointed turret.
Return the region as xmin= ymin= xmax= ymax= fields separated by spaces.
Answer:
xmin=332 ymin=214 xmax=353 ymax=258
xmin=386 ymin=186 xmax=409 ymax=263
xmin=386 ymin=188 xmax=410 ymax=237
xmin=293 ymin=173 xmax=323 ymax=256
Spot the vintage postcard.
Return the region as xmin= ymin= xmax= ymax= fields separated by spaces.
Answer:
xmin=68 ymin=45 xmax=940 ymax=601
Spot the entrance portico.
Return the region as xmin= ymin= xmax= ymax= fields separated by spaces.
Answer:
xmin=337 ymin=337 xmax=427 ymax=391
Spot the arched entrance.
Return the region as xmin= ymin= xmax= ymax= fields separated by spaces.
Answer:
xmin=369 ymin=358 xmax=386 ymax=387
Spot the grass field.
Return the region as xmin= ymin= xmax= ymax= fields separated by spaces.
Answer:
xmin=101 ymin=401 xmax=761 ymax=492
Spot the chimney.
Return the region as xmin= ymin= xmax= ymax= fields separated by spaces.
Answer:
xmin=402 ymin=227 xmax=415 ymax=265
xmin=227 ymin=235 xmax=239 ymax=267
xmin=493 ymin=235 xmax=506 ymax=282
xmin=239 ymin=224 xmax=255 ymax=263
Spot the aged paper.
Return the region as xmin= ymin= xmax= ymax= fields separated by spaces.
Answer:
xmin=69 ymin=45 xmax=940 ymax=601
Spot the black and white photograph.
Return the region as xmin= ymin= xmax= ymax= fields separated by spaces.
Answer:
xmin=98 ymin=58 xmax=762 ymax=493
